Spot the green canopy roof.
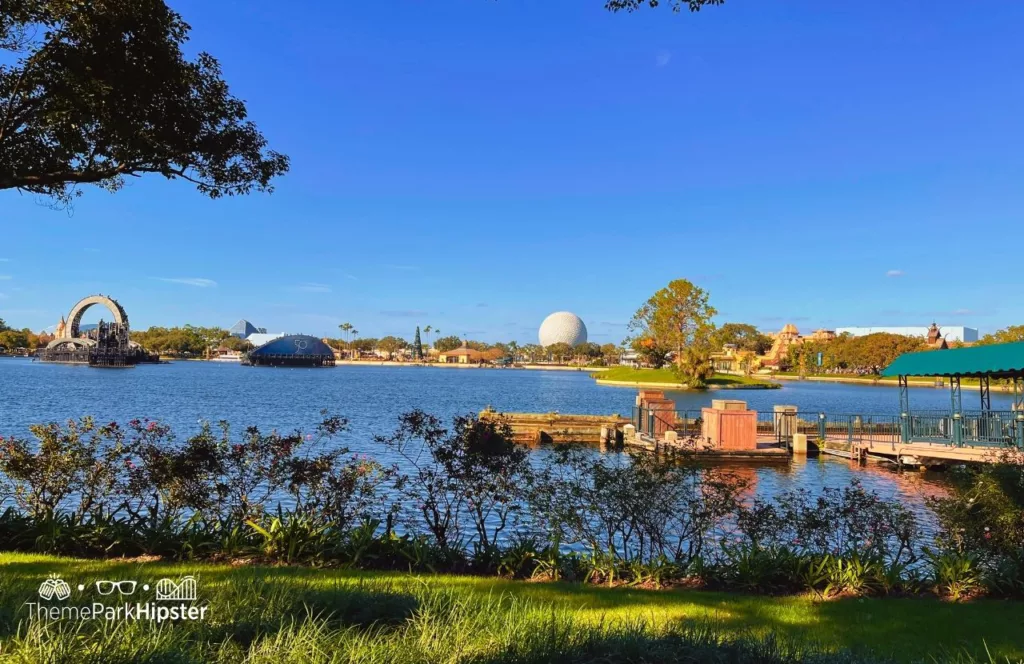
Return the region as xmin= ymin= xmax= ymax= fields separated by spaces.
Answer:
xmin=881 ymin=341 xmax=1024 ymax=378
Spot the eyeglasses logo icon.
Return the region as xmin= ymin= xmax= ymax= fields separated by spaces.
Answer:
xmin=95 ymin=580 xmax=138 ymax=596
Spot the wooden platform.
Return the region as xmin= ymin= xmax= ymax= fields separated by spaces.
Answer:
xmin=852 ymin=439 xmax=1007 ymax=465
xmin=479 ymin=409 xmax=630 ymax=446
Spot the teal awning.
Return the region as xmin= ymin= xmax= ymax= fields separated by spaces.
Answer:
xmin=881 ymin=341 xmax=1024 ymax=378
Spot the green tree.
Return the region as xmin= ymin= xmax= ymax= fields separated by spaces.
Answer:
xmin=0 ymin=317 xmax=8 ymax=332
xmin=412 ymin=327 xmax=423 ymax=360
xmin=631 ymin=335 xmax=671 ymax=368
xmin=546 ymin=342 xmax=572 ymax=364
xmin=520 ymin=344 xmax=542 ymax=363
xmin=0 ymin=0 xmax=287 ymax=205
xmin=979 ymin=325 xmax=1024 ymax=345
xmin=677 ymin=345 xmax=714 ymax=388
xmin=786 ymin=332 xmax=925 ymax=375
xmin=376 ymin=336 xmax=407 ymax=360
xmin=220 ymin=336 xmax=252 ymax=352
xmin=573 ymin=342 xmax=602 ymax=364
xmin=350 ymin=337 xmax=376 ymax=353
xmin=629 ymin=279 xmax=717 ymax=372
xmin=435 ymin=335 xmax=462 ymax=353
xmin=0 ymin=328 xmax=31 ymax=349
xmin=713 ymin=323 xmax=773 ymax=354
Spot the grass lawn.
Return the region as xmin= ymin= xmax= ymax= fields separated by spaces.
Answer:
xmin=596 ymin=366 xmax=778 ymax=389
xmin=2 ymin=553 xmax=1021 ymax=663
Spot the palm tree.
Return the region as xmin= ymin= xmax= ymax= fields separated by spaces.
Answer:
xmin=338 ymin=322 xmax=353 ymax=358
xmin=423 ymin=325 xmax=432 ymax=351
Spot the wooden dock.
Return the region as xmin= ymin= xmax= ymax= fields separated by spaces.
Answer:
xmin=479 ymin=409 xmax=630 ymax=446
xmin=481 ymin=409 xmax=791 ymax=461
xmin=852 ymin=439 xmax=1008 ymax=466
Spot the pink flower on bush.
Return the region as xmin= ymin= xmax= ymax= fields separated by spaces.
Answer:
xmin=147 ymin=421 xmax=157 ymax=431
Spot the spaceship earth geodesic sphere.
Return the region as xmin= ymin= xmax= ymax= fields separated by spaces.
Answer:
xmin=538 ymin=312 xmax=588 ymax=347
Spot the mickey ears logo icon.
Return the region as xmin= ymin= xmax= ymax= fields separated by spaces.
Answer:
xmin=155 ymin=576 xmax=197 ymax=601
xmin=38 ymin=574 xmax=71 ymax=601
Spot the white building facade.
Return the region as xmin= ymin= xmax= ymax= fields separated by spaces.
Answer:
xmin=835 ymin=326 xmax=979 ymax=343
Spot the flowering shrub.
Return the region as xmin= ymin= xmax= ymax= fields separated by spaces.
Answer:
xmin=928 ymin=449 xmax=1024 ymax=596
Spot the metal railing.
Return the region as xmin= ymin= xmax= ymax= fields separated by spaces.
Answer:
xmin=905 ymin=410 xmax=1022 ymax=447
xmin=633 ymin=406 xmax=1024 ymax=449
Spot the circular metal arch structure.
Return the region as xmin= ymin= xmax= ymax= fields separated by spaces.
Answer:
xmin=45 ymin=337 xmax=96 ymax=350
xmin=63 ymin=295 xmax=129 ymax=339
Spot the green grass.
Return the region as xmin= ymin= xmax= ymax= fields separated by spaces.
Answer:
xmin=596 ymin=367 xmax=778 ymax=389
xmin=1 ymin=553 xmax=1020 ymax=663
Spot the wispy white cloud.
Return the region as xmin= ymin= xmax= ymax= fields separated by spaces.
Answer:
xmin=886 ymin=269 xmax=904 ymax=278
xmin=0 ymin=275 xmax=11 ymax=280
xmin=344 ymin=274 xmax=358 ymax=281
xmin=153 ymin=277 xmax=217 ymax=288
xmin=297 ymin=282 xmax=332 ymax=293
xmin=655 ymin=50 xmax=672 ymax=67
xmin=0 ymin=258 xmax=8 ymax=262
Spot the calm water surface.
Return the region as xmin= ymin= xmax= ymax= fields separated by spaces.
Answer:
xmin=4 ymin=358 xmax=1008 ymax=524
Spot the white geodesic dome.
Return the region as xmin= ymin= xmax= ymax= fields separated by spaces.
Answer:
xmin=538 ymin=312 xmax=588 ymax=347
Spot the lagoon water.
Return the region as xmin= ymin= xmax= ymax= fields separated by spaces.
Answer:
xmin=3 ymin=358 xmax=1013 ymax=525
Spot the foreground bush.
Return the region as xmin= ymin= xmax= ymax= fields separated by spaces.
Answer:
xmin=1 ymin=413 xmax=1023 ymax=599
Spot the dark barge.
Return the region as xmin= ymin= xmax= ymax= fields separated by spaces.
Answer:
xmin=242 ymin=334 xmax=336 ymax=368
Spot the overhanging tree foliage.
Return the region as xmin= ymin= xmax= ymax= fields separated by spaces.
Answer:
xmin=0 ymin=0 xmax=288 ymax=204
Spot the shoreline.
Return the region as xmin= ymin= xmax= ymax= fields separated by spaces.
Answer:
xmin=332 ymin=360 xmax=608 ymax=372
xmin=765 ymin=373 xmax=1014 ymax=392
xmin=594 ymin=378 xmax=779 ymax=390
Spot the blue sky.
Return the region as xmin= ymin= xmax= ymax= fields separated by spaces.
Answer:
xmin=3 ymin=0 xmax=1023 ymax=344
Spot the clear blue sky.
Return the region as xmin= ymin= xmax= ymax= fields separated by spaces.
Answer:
xmin=3 ymin=0 xmax=1023 ymax=344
